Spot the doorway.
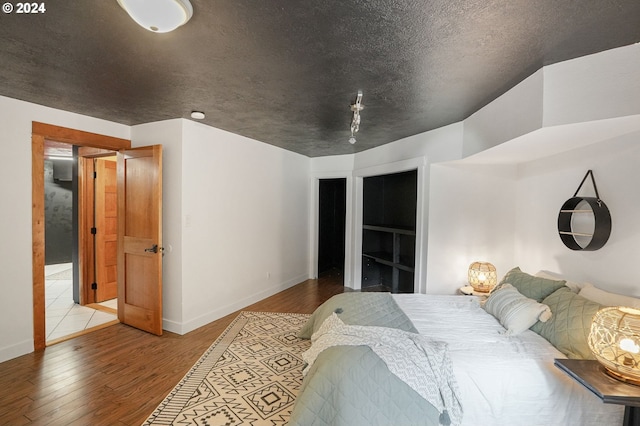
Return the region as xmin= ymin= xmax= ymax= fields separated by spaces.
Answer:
xmin=318 ymin=178 xmax=346 ymax=282
xmin=361 ymin=170 xmax=417 ymax=293
xmin=42 ymin=142 xmax=120 ymax=343
xmin=32 ymin=122 xmax=132 ymax=350
xmin=34 ymin=123 xmax=165 ymax=350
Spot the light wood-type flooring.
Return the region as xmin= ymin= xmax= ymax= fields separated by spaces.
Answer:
xmin=0 ymin=271 xmax=348 ymax=425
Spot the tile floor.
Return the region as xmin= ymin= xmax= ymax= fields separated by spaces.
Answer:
xmin=45 ymin=263 xmax=118 ymax=342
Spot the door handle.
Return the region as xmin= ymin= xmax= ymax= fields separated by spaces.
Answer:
xmin=145 ymin=244 xmax=159 ymax=253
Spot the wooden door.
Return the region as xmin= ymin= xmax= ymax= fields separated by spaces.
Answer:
xmin=117 ymin=145 xmax=163 ymax=335
xmin=95 ymin=158 xmax=118 ymax=302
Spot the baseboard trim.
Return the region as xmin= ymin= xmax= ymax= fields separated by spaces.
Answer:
xmin=0 ymin=339 xmax=34 ymax=364
xmin=163 ymin=273 xmax=309 ymax=335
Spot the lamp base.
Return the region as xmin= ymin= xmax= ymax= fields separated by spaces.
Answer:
xmin=470 ymin=284 xmax=493 ymax=293
xmin=603 ymin=366 xmax=640 ymax=387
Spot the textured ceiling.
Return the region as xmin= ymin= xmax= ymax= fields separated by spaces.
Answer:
xmin=1 ymin=1 xmax=640 ymax=157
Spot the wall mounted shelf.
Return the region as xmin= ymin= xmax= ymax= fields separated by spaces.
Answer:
xmin=557 ymin=170 xmax=611 ymax=251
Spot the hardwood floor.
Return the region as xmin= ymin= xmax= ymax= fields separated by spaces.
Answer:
xmin=0 ymin=274 xmax=348 ymax=425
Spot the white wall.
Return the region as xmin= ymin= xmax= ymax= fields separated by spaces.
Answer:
xmin=424 ymin=44 xmax=640 ymax=296
xmin=0 ymin=95 xmax=129 ymax=364
xmin=178 ymin=120 xmax=311 ymax=333
xmin=353 ymin=123 xmax=464 ymax=169
xmin=543 ymin=43 xmax=640 ymax=127
xmin=131 ymin=119 xmax=313 ymax=334
xmin=426 ymin=123 xmax=640 ymax=296
xmin=426 ymin=163 xmax=517 ymax=293
xmin=515 ymin=132 xmax=640 ymax=296
xmin=463 ymin=70 xmax=543 ymax=158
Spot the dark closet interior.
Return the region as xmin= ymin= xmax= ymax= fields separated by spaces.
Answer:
xmin=362 ymin=170 xmax=417 ymax=293
xmin=318 ymin=178 xmax=346 ymax=279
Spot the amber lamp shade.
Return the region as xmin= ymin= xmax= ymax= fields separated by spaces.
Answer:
xmin=589 ymin=306 xmax=640 ymax=385
xmin=467 ymin=262 xmax=497 ymax=293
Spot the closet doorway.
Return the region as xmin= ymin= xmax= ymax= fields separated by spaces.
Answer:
xmin=361 ymin=170 xmax=417 ymax=293
xmin=318 ymin=178 xmax=346 ymax=282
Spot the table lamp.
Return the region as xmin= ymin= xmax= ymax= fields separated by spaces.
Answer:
xmin=589 ymin=306 xmax=640 ymax=385
xmin=468 ymin=262 xmax=497 ymax=293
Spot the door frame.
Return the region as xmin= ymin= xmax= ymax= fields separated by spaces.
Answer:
xmin=351 ymin=157 xmax=428 ymax=293
xmin=309 ymin=171 xmax=353 ymax=285
xmin=32 ymin=122 xmax=130 ymax=350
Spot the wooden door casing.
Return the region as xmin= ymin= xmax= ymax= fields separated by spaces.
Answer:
xmin=117 ymin=145 xmax=163 ymax=336
xmin=95 ymin=158 xmax=118 ymax=302
xmin=32 ymin=122 xmax=130 ymax=350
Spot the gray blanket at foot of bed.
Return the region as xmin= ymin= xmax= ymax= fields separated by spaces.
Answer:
xmin=288 ymin=344 xmax=442 ymax=426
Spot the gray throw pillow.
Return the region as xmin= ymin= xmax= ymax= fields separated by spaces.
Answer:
xmin=530 ymin=287 xmax=602 ymax=359
xmin=497 ymin=267 xmax=566 ymax=303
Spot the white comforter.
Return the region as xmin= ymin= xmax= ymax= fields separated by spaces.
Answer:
xmin=393 ymin=294 xmax=623 ymax=426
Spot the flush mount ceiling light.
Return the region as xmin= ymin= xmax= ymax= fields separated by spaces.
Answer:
xmin=190 ymin=111 xmax=205 ymax=120
xmin=348 ymin=91 xmax=364 ymax=144
xmin=117 ymin=0 xmax=193 ymax=33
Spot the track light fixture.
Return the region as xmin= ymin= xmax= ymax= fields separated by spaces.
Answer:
xmin=349 ymin=91 xmax=364 ymax=144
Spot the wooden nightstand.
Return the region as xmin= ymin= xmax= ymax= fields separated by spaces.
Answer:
xmin=555 ymin=358 xmax=640 ymax=426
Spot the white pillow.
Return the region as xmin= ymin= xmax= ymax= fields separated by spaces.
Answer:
xmin=535 ymin=270 xmax=583 ymax=293
xmin=579 ymin=284 xmax=640 ymax=308
xmin=483 ymin=283 xmax=552 ymax=336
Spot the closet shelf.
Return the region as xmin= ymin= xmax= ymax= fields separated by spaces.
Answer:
xmin=362 ymin=252 xmax=415 ymax=272
xmin=362 ymin=224 xmax=416 ymax=235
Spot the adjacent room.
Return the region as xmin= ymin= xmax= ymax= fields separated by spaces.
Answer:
xmin=1 ymin=1 xmax=640 ymax=424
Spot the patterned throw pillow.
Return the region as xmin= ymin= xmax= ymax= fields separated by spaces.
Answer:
xmin=483 ymin=284 xmax=552 ymax=335
xmin=497 ymin=267 xmax=566 ymax=303
xmin=530 ymin=287 xmax=602 ymax=359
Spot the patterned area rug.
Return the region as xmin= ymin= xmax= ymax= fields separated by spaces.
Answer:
xmin=143 ymin=311 xmax=311 ymax=425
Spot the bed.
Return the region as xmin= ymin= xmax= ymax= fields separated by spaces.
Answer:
xmin=288 ymin=267 xmax=627 ymax=426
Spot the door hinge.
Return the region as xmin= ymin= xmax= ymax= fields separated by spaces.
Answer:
xmin=91 ymin=227 xmax=97 ymax=235
xmin=91 ymin=282 xmax=97 ymax=290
